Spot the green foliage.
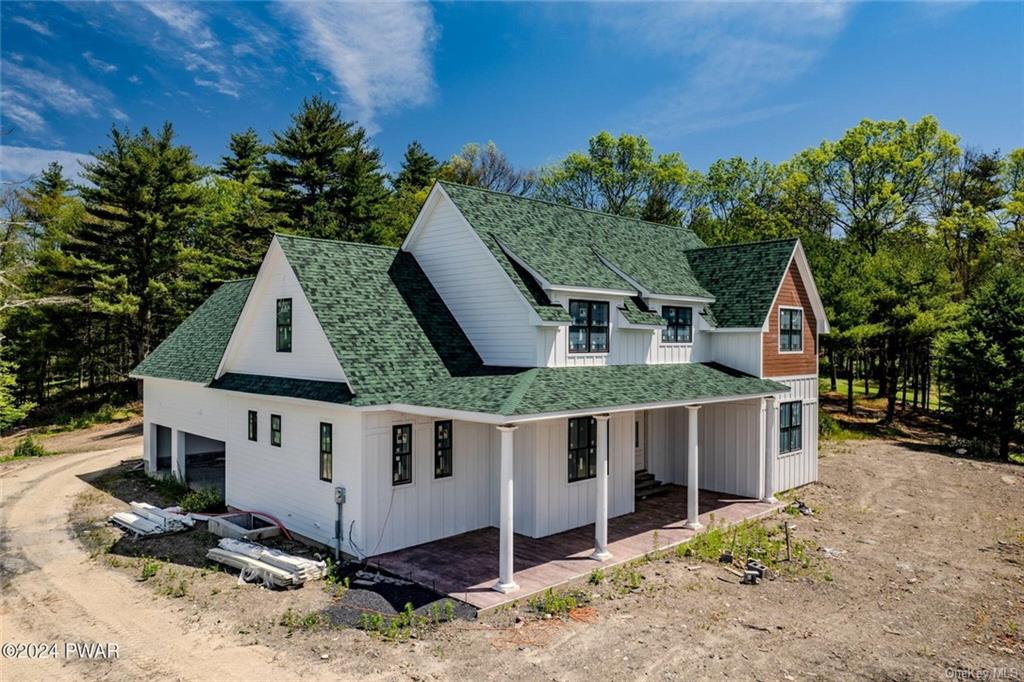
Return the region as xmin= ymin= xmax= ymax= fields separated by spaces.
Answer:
xmin=529 ymin=588 xmax=590 ymax=616
xmin=677 ymin=519 xmax=812 ymax=572
xmin=588 ymin=568 xmax=605 ymax=585
xmin=937 ymin=266 xmax=1024 ymax=461
xmin=818 ymin=411 xmax=840 ymax=439
xmin=438 ymin=141 xmax=534 ymax=195
xmin=11 ymin=435 xmax=50 ymax=459
xmin=358 ymin=602 xmax=435 ymax=641
xmin=0 ymin=355 xmax=33 ymax=433
xmin=140 ymin=559 xmax=161 ymax=580
xmin=178 ymin=487 xmax=224 ymax=513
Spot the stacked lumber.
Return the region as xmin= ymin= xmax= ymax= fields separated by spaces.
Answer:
xmin=205 ymin=538 xmax=327 ymax=589
xmin=110 ymin=501 xmax=194 ymax=538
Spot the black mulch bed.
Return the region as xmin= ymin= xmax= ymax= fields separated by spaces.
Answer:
xmin=322 ymin=563 xmax=477 ymax=627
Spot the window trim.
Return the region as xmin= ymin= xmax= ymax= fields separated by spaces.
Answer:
xmin=276 ymin=298 xmax=292 ymax=353
xmin=660 ymin=305 xmax=693 ymax=345
xmin=247 ymin=410 xmax=258 ymax=442
xmin=779 ymin=401 xmax=803 ymax=455
xmin=568 ymin=299 xmax=611 ymax=355
xmin=567 ymin=416 xmax=598 ymax=483
xmin=319 ymin=422 xmax=333 ymax=482
xmin=392 ymin=424 xmax=413 ymax=486
xmin=270 ymin=414 xmax=282 ymax=447
xmin=778 ymin=306 xmax=803 ymax=354
xmin=433 ymin=420 xmax=453 ymax=480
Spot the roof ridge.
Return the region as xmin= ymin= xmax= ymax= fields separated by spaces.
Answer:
xmin=497 ymin=367 xmax=540 ymax=415
xmin=437 ymin=180 xmax=701 ymax=237
xmin=274 ymin=232 xmax=400 ymax=252
xmin=685 ymin=237 xmax=798 ymax=253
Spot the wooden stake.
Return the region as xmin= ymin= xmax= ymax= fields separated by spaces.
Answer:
xmin=784 ymin=521 xmax=792 ymax=563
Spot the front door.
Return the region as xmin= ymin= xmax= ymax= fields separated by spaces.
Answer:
xmin=634 ymin=411 xmax=647 ymax=471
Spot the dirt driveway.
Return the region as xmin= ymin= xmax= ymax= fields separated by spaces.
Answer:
xmin=1 ymin=425 xmax=1022 ymax=681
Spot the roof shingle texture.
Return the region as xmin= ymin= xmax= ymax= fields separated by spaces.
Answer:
xmin=131 ymin=278 xmax=253 ymax=384
xmin=685 ymin=239 xmax=797 ymax=328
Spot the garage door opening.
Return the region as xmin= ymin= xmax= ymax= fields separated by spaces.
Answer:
xmin=183 ymin=432 xmax=225 ymax=497
xmin=154 ymin=424 xmax=172 ymax=473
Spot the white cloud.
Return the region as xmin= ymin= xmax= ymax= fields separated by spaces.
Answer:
xmin=110 ymin=107 xmax=130 ymax=122
xmin=10 ymin=16 xmax=53 ymax=37
xmin=278 ymin=1 xmax=438 ymax=131
xmin=0 ymin=145 xmax=95 ymax=185
xmin=83 ymin=51 xmax=118 ymax=73
xmin=194 ymin=77 xmax=240 ymax=99
xmin=127 ymin=75 xmax=141 ymax=84
xmin=2 ymin=61 xmax=98 ymax=117
xmin=141 ymin=2 xmax=217 ymax=49
xmin=589 ymin=2 xmax=852 ymax=137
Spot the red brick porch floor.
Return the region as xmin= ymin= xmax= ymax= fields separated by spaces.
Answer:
xmin=373 ymin=485 xmax=780 ymax=611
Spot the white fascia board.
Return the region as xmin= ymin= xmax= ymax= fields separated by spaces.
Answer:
xmin=399 ymin=183 xmax=445 ymax=252
xmin=207 ymin=386 xmax=361 ymax=413
xmin=492 ymin=235 xmax=554 ymax=290
xmin=708 ymin=326 xmax=763 ymax=334
xmin=549 ymin=284 xmax=637 ymax=297
xmin=649 ymin=293 xmax=716 ymax=304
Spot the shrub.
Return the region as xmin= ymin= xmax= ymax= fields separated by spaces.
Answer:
xmin=13 ymin=435 xmax=50 ymax=459
xmin=179 ymin=487 xmax=224 ymax=513
xmin=818 ymin=411 xmax=840 ymax=439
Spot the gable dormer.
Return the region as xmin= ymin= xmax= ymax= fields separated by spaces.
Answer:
xmin=217 ymin=237 xmax=349 ymax=385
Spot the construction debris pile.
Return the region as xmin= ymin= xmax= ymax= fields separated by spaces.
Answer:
xmin=110 ymin=502 xmax=195 ymax=538
xmin=206 ymin=538 xmax=327 ymax=589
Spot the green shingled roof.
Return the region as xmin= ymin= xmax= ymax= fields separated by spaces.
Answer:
xmin=131 ymin=278 xmax=253 ymax=383
xmin=210 ymin=373 xmax=353 ymax=403
xmin=399 ymin=362 xmax=788 ymax=417
xmin=686 ymin=239 xmax=797 ymax=328
xmin=275 ymin=235 xmax=487 ymax=404
xmin=440 ymin=181 xmax=711 ymax=300
xmin=618 ymin=297 xmax=665 ymax=327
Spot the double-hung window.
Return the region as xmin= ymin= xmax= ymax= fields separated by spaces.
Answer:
xmin=270 ymin=414 xmax=282 ymax=447
xmin=392 ymin=424 xmax=412 ymax=486
xmin=661 ymin=306 xmax=692 ymax=343
xmin=434 ymin=420 xmax=453 ymax=479
xmin=779 ymin=308 xmax=803 ymax=352
xmin=247 ymin=410 xmax=258 ymax=442
xmin=276 ymin=298 xmax=292 ymax=352
xmin=319 ymin=422 xmax=332 ymax=482
xmin=780 ymin=401 xmax=802 ymax=454
xmin=568 ymin=416 xmax=598 ymax=482
xmin=569 ymin=300 xmax=609 ymax=354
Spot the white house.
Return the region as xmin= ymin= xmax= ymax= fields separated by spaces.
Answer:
xmin=132 ymin=181 xmax=829 ymax=594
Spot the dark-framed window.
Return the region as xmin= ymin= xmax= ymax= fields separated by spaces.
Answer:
xmin=434 ymin=420 xmax=453 ymax=479
xmin=568 ymin=416 xmax=598 ymax=482
xmin=779 ymin=308 xmax=803 ymax=352
xmin=276 ymin=298 xmax=292 ymax=352
xmin=569 ymin=300 xmax=609 ymax=353
xmin=247 ymin=410 xmax=258 ymax=442
xmin=780 ymin=401 xmax=802 ymax=454
xmin=270 ymin=414 xmax=282 ymax=447
xmin=392 ymin=424 xmax=412 ymax=485
xmin=661 ymin=306 xmax=693 ymax=344
xmin=319 ymin=422 xmax=333 ymax=482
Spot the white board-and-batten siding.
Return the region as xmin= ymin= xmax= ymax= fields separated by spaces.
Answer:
xmin=709 ymin=331 xmax=762 ymax=377
xmin=142 ymin=378 xmax=363 ymax=551
xmin=772 ymin=375 xmax=819 ymax=494
xmin=646 ymin=401 xmax=764 ymax=500
xmin=405 ymin=194 xmax=536 ymax=367
xmin=221 ymin=242 xmax=346 ymax=383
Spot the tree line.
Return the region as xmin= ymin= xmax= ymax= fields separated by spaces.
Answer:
xmin=1 ymin=99 xmax=1021 ymax=460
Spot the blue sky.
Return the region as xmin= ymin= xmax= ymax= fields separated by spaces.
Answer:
xmin=2 ymin=1 xmax=1022 ymax=184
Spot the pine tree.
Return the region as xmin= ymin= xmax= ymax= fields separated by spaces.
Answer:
xmin=267 ymin=95 xmax=390 ymax=242
xmin=75 ymin=123 xmax=205 ymax=378
xmin=220 ymin=128 xmax=267 ymax=182
xmin=394 ymin=141 xmax=438 ymax=193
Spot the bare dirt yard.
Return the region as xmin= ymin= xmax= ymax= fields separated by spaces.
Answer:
xmin=2 ymin=417 xmax=1022 ymax=681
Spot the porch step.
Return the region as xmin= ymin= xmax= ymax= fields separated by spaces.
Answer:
xmin=634 ymin=470 xmax=671 ymax=500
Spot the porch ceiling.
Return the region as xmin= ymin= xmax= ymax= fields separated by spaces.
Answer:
xmin=373 ymin=485 xmax=780 ymax=611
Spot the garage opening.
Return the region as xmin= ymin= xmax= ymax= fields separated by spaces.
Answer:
xmin=153 ymin=424 xmax=172 ymax=473
xmin=183 ymin=432 xmax=225 ymax=496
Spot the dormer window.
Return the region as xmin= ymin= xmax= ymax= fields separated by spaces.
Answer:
xmin=661 ymin=306 xmax=692 ymax=344
xmin=276 ymin=298 xmax=292 ymax=352
xmin=569 ymin=300 xmax=609 ymax=354
xmin=779 ymin=308 xmax=803 ymax=352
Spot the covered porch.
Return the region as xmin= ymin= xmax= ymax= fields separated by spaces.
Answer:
xmin=375 ymin=484 xmax=779 ymax=610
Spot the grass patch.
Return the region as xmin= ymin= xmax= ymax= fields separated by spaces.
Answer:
xmin=140 ymin=559 xmax=162 ymax=580
xmin=1 ymin=435 xmax=54 ymax=462
xmin=39 ymin=403 xmax=137 ymax=434
xmin=529 ymin=588 xmax=591 ymax=617
xmin=179 ymin=487 xmax=224 ymax=513
xmin=677 ymin=518 xmax=814 ymax=574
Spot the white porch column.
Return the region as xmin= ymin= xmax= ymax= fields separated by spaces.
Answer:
xmin=685 ymin=406 xmax=702 ymax=530
xmin=591 ymin=414 xmax=612 ymax=561
xmin=171 ymin=429 xmax=186 ymax=483
xmin=494 ymin=424 xmax=519 ymax=594
xmin=763 ymin=397 xmax=779 ymax=503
